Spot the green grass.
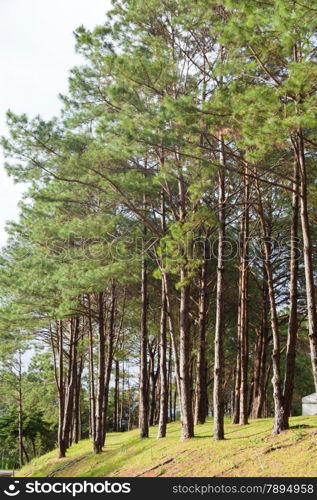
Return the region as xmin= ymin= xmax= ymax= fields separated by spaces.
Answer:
xmin=17 ymin=416 xmax=317 ymax=477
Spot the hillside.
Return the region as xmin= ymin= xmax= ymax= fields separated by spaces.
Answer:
xmin=17 ymin=416 xmax=317 ymax=478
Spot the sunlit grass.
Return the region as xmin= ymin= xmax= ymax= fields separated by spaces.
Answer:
xmin=17 ymin=416 xmax=317 ymax=477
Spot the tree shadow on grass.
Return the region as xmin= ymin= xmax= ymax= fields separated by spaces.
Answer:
xmin=85 ymin=436 xmax=165 ymax=477
xmin=289 ymin=424 xmax=314 ymax=429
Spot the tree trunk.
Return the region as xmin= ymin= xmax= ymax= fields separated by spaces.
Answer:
xmin=158 ymin=191 xmax=168 ymax=438
xmin=292 ymin=43 xmax=317 ymax=391
xmin=179 ymin=270 xmax=194 ymax=439
xmin=194 ymin=242 xmax=208 ymax=425
xmin=87 ymin=295 xmax=96 ymax=441
xmin=157 ymin=281 xmax=168 ymax=435
xmin=175 ymin=148 xmax=194 ymax=440
xmin=282 ymin=160 xmax=299 ymax=428
xmin=73 ymin=352 xmax=83 ymax=444
xmin=120 ymin=360 xmax=125 ymax=431
xmin=168 ymin=340 xmax=173 ymax=422
xmin=239 ymin=165 xmax=250 ymax=426
xmin=292 ymin=129 xmax=317 ymax=390
xmin=113 ymin=360 xmax=119 ymax=432
xmin=163 ymin=272 xmax=181 ymax=400
xmin=62 ymin=317 xmax=79 ymax=450
xmin=57 ymin=321 xmax=67 ymax=458
xmin=256 ymin=181 xmax=285 ymax=434
xmin=139 ymin=244 xmax=149 ymax=438
xmin=213 ymin=135 xmax=226 ymax=441
xmin=149 ymin=346 xmax=159 ymax=427
xmin=22 ymin=442 xmax=29 ymax=464
xmin=94 ymin=292 xmax=105 ymax=454
xmin=251 ymin=271 xmax=269 ymax=419
xmin=232 ymin=275 xmax=242 ymax=424
xmin=103 ymin=281 xmax=116 ymax=444
xmin=31 ymin=438 xmax=36 ymax=458
xmin=18 ymin=351 xmax=24 ymax=467
xmin=173 ymin=384 xmax=177 ymax=421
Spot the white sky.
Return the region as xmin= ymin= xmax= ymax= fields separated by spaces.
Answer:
xmin=0 ymin=0 xmax=111 ymax=247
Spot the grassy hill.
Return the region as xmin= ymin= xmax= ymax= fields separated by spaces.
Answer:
xmin=17 ymin=416 xmax=317 ymax=477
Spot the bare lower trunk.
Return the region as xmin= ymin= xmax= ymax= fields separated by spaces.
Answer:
xmin=119 ymin=361 xmax=125 ymax=431
xmin=179 ymin=272 xmax=194 ymax=439
xmin=194 ymin=245 xmax=208 ymax=425
xmin=87 ymin=296 xmax=96 ymax=441
xmin=174 ymin=147 xmax=194 ymax=440
xmin=282 ymin=160 xmax=299 ymax=428
xmin=149 ymin=347 xmax=159 ymax=427
xmin=173 ymin=385 xmax=177 ymax=421
xmin=103 ymin=281 xmax=116 ymax=445
xmin=113 ymin=360 xmax=119 ymax=432
xmin=163 ymin=273 xmax=181 ymax=399
xmin=158 ymin=191 xmax=168 ymax=438
xmin=57 ymin=321 xmax=66 ymax=458
xmin=292 ymin=129 xmax=317 ymax=390
xmin=251 ymin=274 xmax=269 ymax=419
xmin=168 ymin=341 xmax=173 ymax=422
xmin=73 ymin=352 xmax=83 ymax=444
xmin=292 ymin=44 xmax=317 ymax=390
xmin=94 ymin=293 xmax=105 ymax=454
xmin=256 ymin=181 xmax=285 ymax=434
xmin=157 ymin=277 xmax=168 ymax=437
xmin=139 ymin=251 xmax=149 ymax=438
xmin=18 ymin=352 xmax=24 ymax=467
xmin=239 ymin=166 xmax=249 ymax=426
xmin=213 ymin=135 xmax=226 ymax=441
xmin=62 ymin=317 xmax=79 ymax=450
xmin=232 ymin=333 xmax=241 ymax=423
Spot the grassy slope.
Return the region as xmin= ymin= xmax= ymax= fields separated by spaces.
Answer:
xmin=18 ymin=416 xmax=317 ymax=477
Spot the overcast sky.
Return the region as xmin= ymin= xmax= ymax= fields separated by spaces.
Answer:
xmin=0 ymin=0 xmax=111 ymax=247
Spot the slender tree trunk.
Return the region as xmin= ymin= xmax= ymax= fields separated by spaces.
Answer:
xmin=282 ymin=160 xmax=299 ymax=428
xmin=120 ymin=360 xmax=125 ymax=431
xmin=87 ymin=296 xmax=96 ymax=441
xmin=127 ymin=365 xmax=132 ymax=430
xmin=157 ymin=276 xmax=168 ymax=437
xmin=139 ymin=238 xmax=149 ymax=438
xmin=232 ymin=279 xmax=242 ymax=424
xmin=173 ymin=383 xmax=177 ymax=421
xmin=177 ymin=151 xmax=194 ymax=439
xmin=239 ymin=166 xmax=250 ymax=426
xmin=64 ymin=319 xmax=74 ymax=449
xmin=73 ymin=352 xmax=83 ymax=444
xmin=179 ymin=270 xmax=194 ymax=439
xmin=213 ymin=135 xmax=226 ymax=440
xmin=18 ymin=351 xmax=24 ymax=467
xmin=22 ymin=443 xmax=29 ymax=464
xmin=113 ymin=360 xmax=119 ymax=432
xmin=251 ymin=271 xmax=269 ymax=419
xmin=149 ymin=347 xmax=159 ymax=427
xmin=94 ymin=293 xmax=105 ymax=454
xmin=158 ymin=190 xmax=168 ymax=437
xmin=292 ymin=129 xmax=317 ymax=390
xmin=256 ymin=182 xmax=285 ymax=434
xmin=163 ymin=273 xmax=181 ymax=399
xmin=194 ymin=242 xmax=208 ymax=425
xmin=292 ymin=42 xmax=317 ymax=390
xmin=57 ymin=321 xmax=66 ymax=458
xmin=168 ymin=341 xmax=173 ymax=422
xmin=103 ymin=282 xmax=116 ymax=444
xmin=31 ymin=438 xmax=36 ymax=458
xmin=62 ymin=317 xmax=79 ymax=450
xmin=157 ymin=286 xmax=168 ymax=436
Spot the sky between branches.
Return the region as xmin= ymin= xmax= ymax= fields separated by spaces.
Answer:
xmin=0 ymin=0 xmax=111 ymax=247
